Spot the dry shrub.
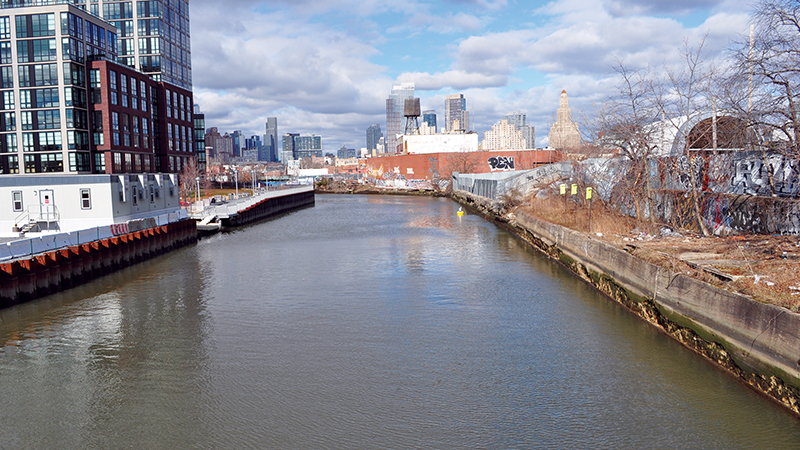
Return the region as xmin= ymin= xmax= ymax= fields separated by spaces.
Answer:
xmin=524 ymin=194 xmax=654 ymax=236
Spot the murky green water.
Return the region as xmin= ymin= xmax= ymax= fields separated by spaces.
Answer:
xmin=1 ymin=194 xmax=798 ymax=449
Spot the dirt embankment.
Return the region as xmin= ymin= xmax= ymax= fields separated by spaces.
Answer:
xmin=517 ymin=195 xmax=800 ymax=312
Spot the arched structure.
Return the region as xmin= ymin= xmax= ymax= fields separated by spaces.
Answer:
xmin=649 ymin=111 xmax=749 ymax=157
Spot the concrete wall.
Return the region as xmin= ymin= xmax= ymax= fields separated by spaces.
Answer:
xmin=454 ymin=162 xmax=573 ymax=200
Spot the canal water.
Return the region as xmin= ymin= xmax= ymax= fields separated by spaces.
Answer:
xmin=1 ymin=194 xmax=799 ymax=449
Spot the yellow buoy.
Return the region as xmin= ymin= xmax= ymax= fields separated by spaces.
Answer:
xmin=457 ymin=207 xmax=464 ymax=216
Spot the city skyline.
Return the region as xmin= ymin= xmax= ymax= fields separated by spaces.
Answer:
xmin=189 ymin=0 xmax=753 ymax=150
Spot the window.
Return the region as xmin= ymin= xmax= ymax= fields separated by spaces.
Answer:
xmin=89 ymin=68 xmax=100 ymax=88
xmin=65 ymin=87 xmax=86 ymax=108
xmin=66 ymin=109 xmax=87 ymax=129
xmin=67 ymin=130 xmax=89 ymax=150
xmin=17 ymin=39 xmax=57 ymax=63
xmin=69 ymin=151 xmax=90 ymax=170
xmin=80 ymin=188 xmax=91 ymax=209
xmin=1 ymin=90 xmax=13 ymax=109
xmin=12 ymin=190 xmax=22 ymax=212
xmin=0 ymin=16 xmax=10 ymax=40
xmin=1 ymin=66 xmax=13 ymax=88
xmin=63 ymin=63 xmax=85 ymax=87
xmin=20 ymin=88 xmax=59 ymax=109
xmin=5 ymin=133 xmax=16 ymax=152
xmin=18 ymin=64 xmax=58 ymax=87
xmin=41 ymin=152 xmax=63 ymax=172
xmin=94 ymin=152 xmax=105 ymax=172
xmin=0 ymin=41 xmax=10 ymax=64
xmin=36 ymin=110 xmax=60 ymax=129
xmin=16 ymin=14 xmax=56 ymax=39
xmin=20 ymin=111 xmax=32 ymax=130
xmin=2 ymin=112 xmax=14 ymax=131
xmin=39 ymin=131 xmax=62 ymax=151
xmin=62 ymin=37 xmax=85 ymax=62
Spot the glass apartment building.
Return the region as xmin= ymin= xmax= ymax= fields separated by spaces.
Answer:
xmin=0 ymin=3 xmax=118 ymax=174
xmin=385 ymin=82 xmax=413 ymax=154
xmin=70 ymin=0 xmax=191 ymax=89
xmin=0 ymin=1 xmax=195 ymax=176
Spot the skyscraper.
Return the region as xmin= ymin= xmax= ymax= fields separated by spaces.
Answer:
xmin=445 ymin=94 xmax=468 ymax=132
xmin=265 ymin=117 xmax=278 ymax=162
xmin=502 ymin=111 xmax=535 ymax=148
xmin=422 ymin=110 xmax=437 ymax=132
xmin=65 ymin=0 xmax=192 ymax=89
xmin=366 ymin=123 xmax=382 ymax=152
xmin=548 ymin=90 xmax=581 ymax=149
xmin=385 ymin=82 xmax=414 ymax=153
xmin=231 ymin=130 xmax=244 ymax=157
xmin=283 ymin=133 xmax=322 ymax=160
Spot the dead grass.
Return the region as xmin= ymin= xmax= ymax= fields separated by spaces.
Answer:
xmin=521 ymin=196 xmax=800 ymax=312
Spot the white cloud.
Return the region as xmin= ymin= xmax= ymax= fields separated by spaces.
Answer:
xmin=188 ymin=0 xmax=756 ymax=150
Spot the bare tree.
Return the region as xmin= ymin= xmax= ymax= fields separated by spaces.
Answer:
xmin=651 ymin=37 xmax=716 ymax=236
xmin=179 ymin=157 xmax=202 ymax=202
xmin=742 ymin=0 xmax=800 ymax=157
xmin=591 ymin=61 xmax=661 ymax=221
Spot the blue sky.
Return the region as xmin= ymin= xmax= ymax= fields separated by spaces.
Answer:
xmin=189 ymin=0 xmax=752 ymax=150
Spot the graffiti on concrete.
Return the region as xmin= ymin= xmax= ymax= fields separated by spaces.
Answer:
xmin=731 ymin=154 xmax=800 ymax=196
xmin=488 ymin=156 xmax=515 ymax=171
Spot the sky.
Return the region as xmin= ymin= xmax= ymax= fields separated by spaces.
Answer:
xmin=188 ymin=0 xmax=753 ymax=151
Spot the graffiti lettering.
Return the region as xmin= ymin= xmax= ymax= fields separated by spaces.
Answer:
xmin=488 ymin=156 xmax=515 ymax=171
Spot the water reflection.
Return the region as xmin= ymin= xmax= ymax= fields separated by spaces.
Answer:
xmin=0 ymin=194 xmax=798 ymax=449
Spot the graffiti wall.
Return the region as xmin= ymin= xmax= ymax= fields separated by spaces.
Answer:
xmin=650 ymin=191 xmax=800 ymax=235
xmin=652 ymin=151 xmax=800 ymax=197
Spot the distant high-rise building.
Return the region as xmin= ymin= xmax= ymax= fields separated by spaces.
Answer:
xmin=483 ymin=120 xmax=528 ymax=150
xmin=445 ymin=94 xmax=468 ymax=132
xmin=205 ymin=127 xmax=233 ymax=161
xmin=265 ymin=117 xmax=278 ymax=162
xmin=283 ymin=133 xmax=322 ymax=160
xmin=231 ymin=131 xmax=245 ymax=158
xmin=422 ymin=110 xmax=437 ymax=133
xmin=337 ymin=145 xmax=356 ymax=159
xmin=502 ymin=111 xmax=535 ymax=148
xmin=548 ymin=90 xmax=581 ymax=149
xmin=386 ymin=82 xmax=414 ymax=153
xmin=366 ymin=124 xmax=382 ymax=152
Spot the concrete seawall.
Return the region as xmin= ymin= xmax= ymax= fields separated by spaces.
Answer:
xmin=0 ymin=219 xmax=197 ymax=308
xmin=452 ymin=189 xmax=800 ymax=416
xmin=222 ymin=189 xmax=315 ymax=227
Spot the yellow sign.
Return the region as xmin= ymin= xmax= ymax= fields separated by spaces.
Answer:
xmin=571 ymin=184 xmax=578 ymax=195
xmin=559 ymin=184 xmax=566 ymax=195
xmin=586 ymin=187 xmax=593 ymax=199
